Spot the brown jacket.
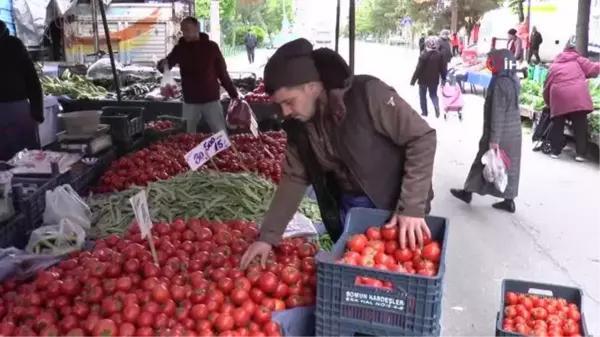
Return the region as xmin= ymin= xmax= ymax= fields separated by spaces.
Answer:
xmin=259 ymin=77 xmax=436 ymax=245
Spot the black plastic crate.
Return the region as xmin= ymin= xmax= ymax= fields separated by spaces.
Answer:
xmin=495 ymin=279 xmax=589 ymax=336
xmin=114 ymin=134 xmax=146 ymax=157
xmin=315 ymin=208 xmax=449 ymax=336
xmin=71 ymin=148 xmax=116 ymax=196
xmin=144 ymin=115 xmax=187 ymax=143
xmin=101 ymin=106 xmax=144 ymax=142
xmin=0 ymin=214 xmax=27 ymax=249
xmin=316 ymin=316 xmax=441 ymax=336
xmin=11 ymin=174 xmax=60 ymax=236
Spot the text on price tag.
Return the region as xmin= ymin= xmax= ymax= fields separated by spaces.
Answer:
xmin=184 ymin=143 xmax=209 ymax=171
xmin=129 ymin=190 xmax=153 ymax=238
xmin=202 ymin=130 xmax=232 ymax=157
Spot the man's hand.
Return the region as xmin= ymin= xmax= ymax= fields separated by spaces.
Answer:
xmin=489 ymin=143 xmax=499 ymax=151
xmin=385 ymin=213 xmax=431 ymax=250
xmin=240 ymin=241 xmax=272 ymax=269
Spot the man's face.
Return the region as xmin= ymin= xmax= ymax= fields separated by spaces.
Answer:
xmin=272 ymin=84 xmax=319 ymax=122
xmin=508 ymin=33 xmax=515 ymax=40
xmin=181 ymin=22 xmax=199 ymax=42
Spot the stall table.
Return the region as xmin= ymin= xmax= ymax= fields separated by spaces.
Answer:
xmin=465 ymin=71 xmax=492 ymax=95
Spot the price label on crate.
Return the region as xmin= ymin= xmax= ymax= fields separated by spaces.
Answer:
xmin=250 ymin=114 xmax=259 ymax=137
xmin=202 ymin=130 xmax=231 ymax=157
xmin=184 ymin=144 xmax=209 ymax=171
xmin=129 ymin=190 xmax=152 ymax=238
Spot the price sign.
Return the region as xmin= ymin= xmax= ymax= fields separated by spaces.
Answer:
xmin=202 ymin=130 xmax=232 ymax=158
xmin=129 ymin=190 xmax=152 ymax=238
xmin=250 ymin=114 xmax=259 ymax=137
xmin=185 ymin=144 xmax=209 ymax=171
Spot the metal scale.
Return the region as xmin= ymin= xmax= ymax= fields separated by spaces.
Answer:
xmin=57 ymin=124 xmax=113 ymax=156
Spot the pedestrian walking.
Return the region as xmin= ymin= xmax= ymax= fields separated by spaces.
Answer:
xmin=450 ymin=49 xmax=522 ymax=213
xmin=239 ymin=38 xmax=437 ymax=267
xmin=418 ymin=33 xmax=426 ymax=53
xmin=411 ymin=37 xmax=446 ymax=118
xmin=451 ymin=32 xmax=460 ymax=56
xmin=528 ymin=26 xmax=543 ymax=64
xmin=158 ymin=17 xmax=239 ymax=133
xmin=0 ymin=20 xmax=44 ymax=161
xmin=438 ymin=29 xmax=453 ymax=66
xmin=507 ymin=28 xmax=524 ymax=62
xmin=245 ymin=30 xmax=258 ymax=64
xmin=543 ymin=36 xmax=600 ymax=161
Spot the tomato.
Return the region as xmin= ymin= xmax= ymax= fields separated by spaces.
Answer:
xmin=569 ymin=309 xmax=581 ymax=322
xmin=253 ymin=306 xmax=272 ymax=325
xmin=218 ymin=278 xmax=235 ymax=295
xmin=347 ymin=234 xmax=368 ymax=253
xmin=153 ymin=313 xmax=169 ymax=330
xmin=39 ymin=325 xmax=60 ymax=337
xmin=258 ymin=272 xmax=279 ymax=294
xmin=231 ymin=308 xmax=251 ymax=328
xmin=285 ymin=295 xmax=304 ymax=308
xmin=92 ymin=319 xmax=118 ymax=337
xmin=190 ymin=304 xmax=209 ymax=320
xmin=136 ymin=312 xmax=154 ymax=327
xmin=136 ymin=327 xmax=154 ymax=337
xmin=59 ymin=315 xmax=79 ymax=332
xmin=532 ymin=307 xmax=548 ymax=320
xmin=0 ymin=322 xmax=15 ymax=336
xmin=280 ymin=266 xmax=300 ymax=285
xmin=394 ymin=248 xmax=413 ymax=263
xmin=365 ymin=227 xmax=381 ymax=240
xmin=562 ymin=319 xmax=579 ymax=336
xmin=118 ymin=322 xmax=136 ymax=337
xmin=421 ymin=242 xmax=441 ymax=262
xmin=170 ymin=284 xmax=187 ymax=301
xmin=262 ymin=321 xmax=281 ymax=336
xmin=230 ymin=288 xmax=249 ymax=305
xmin=115 ymin=277 xmax=133 ymax=292
xmin=301 ymin=257 xmax=316 ymax=273
xmin=380 ymin=224 xmax=398 ymax=241
xmin=122 ymin=304 xmax=141 ymax=323
xmin=519 ymin=297 xmax=534 ymax=310
xmin=65 ymin=328 xmax=86 ymax=336
xmin=215 ymin=314 xmax=235 ymax=332
xmin=504 ymin=305 xmax=517 ymax=319
xmin=152 ymin=285 xmax=170 ymax=303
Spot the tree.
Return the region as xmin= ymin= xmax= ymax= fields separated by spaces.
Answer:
xmin=507 ymin=0 xmax=524 ymax=23
xmin=261 ymin=0 xmax=295 ymax=34
xmin=195 ymin=0 xmax=236 ymax=20
xmin=575 ymin=0 xmax=591 ymax=56
xmin=353 ymin=0 xmax=402 ymax=36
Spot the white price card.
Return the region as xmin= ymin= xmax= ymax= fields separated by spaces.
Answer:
xmin=184 ymin=143 xmax=209 ymax=171
xmin=202 ymin=130 xmax=232 ymax=158
xmin=129 ymin=190 xmax=153 ymax=238
xmin=250 ymin=114 xmax=259 ymax=137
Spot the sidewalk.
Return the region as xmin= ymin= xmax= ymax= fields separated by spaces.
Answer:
xmin=225 ymin=48 xmax=269 ymax=76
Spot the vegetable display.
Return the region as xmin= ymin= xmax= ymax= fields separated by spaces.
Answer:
xmin=337 ymin=225 xmax=442 ymax=288
xmin=501 ymin=292 xmax=583 ymax=336
xmin=41 ymin=71 xmax=108 ymax=100
xmin=88 ymin=171 xmax=321 ymax=239
xmin=95 ymin=131 xmax=286 ymax=193
xmin=520 ymin=80 xmax=545 ymax=111
xmin=245 ymin=81 xmax=270 ymax=103
xmin=0 ymin=217 xmax=319 ymax=336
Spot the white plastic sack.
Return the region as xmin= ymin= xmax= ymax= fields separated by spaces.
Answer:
xmin=160 ymin=63 xmax=179 ymax=99
xmin=86 ymin=58 xmax=124 ymax=80
xmin=282 ymin=212 xmax=317 ymax=239
xmin=0 ymin=171 xmax=14 ymax=222
xmin=43 ymin=185 xmax=91 ymax=230
xmin=482 ymin=149 xmax=509 ymax=193
xmin=26 ymin=221 xmax=86 ymax=256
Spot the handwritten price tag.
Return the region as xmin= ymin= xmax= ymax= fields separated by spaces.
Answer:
xmin=202 ymin=130 xmax=232 ymax=157
xmin=129 ymin=190 xmax=152 ymax=238
xmin=185 ymin=144 xmax=209 ymax=171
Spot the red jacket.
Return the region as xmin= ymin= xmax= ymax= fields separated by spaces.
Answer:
xmin=162 ymin=34 xmax=238 ymax=104
xmin=451 ymin=35 xmax=459 ymax=47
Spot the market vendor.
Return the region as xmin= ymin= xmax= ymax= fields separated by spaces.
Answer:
xmin=241 ymin=38 xmax=436 ymax=268
xmin=0 ymin=20 xmax=43 ymax=161
xmin=157 ymin=17 xmax=239 ymax=133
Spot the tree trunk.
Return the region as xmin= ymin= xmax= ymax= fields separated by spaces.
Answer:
xmin=517 ymin=1 xmax=524 ymax=23
xmin=576 ymin=0 xmax=591 ymax=56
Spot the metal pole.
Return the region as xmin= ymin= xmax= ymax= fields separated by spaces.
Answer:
xmin=97 ymin=0 xmax=122 ymax=101
xmin=349 ymin=0 xmax=355 ymax=74
xmin=91 ymin=0 xmax=100 ymax=54
xmin=526 ymin=0 xmax=532 ymax=60
xmin=334 ymin=0 xmax=341 ymax=52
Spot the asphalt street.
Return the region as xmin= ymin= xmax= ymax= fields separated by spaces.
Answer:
xmin=227 ymin=41 xmax=600 ymax=335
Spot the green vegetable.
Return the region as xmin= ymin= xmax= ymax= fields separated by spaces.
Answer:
xmin=588 ymin=112 xmax=600 ymax=137
xmin=318 ymin=233 xmax=334 ymax=251
xmin=87 ymin=171 xmax=322 ymax=239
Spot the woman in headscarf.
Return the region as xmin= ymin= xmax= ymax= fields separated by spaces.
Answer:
xmin=410 ymin=37 xmax=446 ymax=118
xmin=543 ymin=36 xmax=600 ymax=161
xmin=450 ymin=48 xmax=522 ymax=213
xmin=0 ymin=20 xmax=44 ymax=161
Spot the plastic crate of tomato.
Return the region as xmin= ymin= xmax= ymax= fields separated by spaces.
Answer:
xmin=101 ymin=106 xmax=145 ymax=143
xmin=496 ymin=279 xmax=588 ymax=336
xmin=70 ymin=148 xmax=117 ymax=196
xmin=143 ymin=115 xmax=187 ymax=143
xmin=315 ymin=207 xmax=448 ymax=336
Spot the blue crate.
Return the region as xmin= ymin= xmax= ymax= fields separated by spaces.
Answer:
xmin=315 ymin=208 xmax=449 ymax=336
xmin=272 ymin=306 xmax=315 ymax=336
xmin=71 ymin=148 xmax=116 ymax=196
xmin=495 ymin=279 xmax=589 ymax=336
xmin=0 ymin=214 xmax=27 ymax=249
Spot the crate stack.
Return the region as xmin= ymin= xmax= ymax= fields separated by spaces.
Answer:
xmin=100 ymin=106 xmax=145 ymax=156
xmin=315 ymin=208 xmax=448 ymax=336
xmin=143 ymin=115 xmax=187 ymax=144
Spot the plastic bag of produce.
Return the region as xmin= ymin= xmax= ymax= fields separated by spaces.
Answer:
xmin=26 ymin=220 xmax=86 ymax=255
xmin=0 ymin=171 xmax=14 ymax=222
xmin=43 ymin=185 xmax=91 ymax=230
xmin=482 ymin=149 xmax=510 ymax=193
xmin=86 ymin=57 xmax=124 ymax=80
xmin=160 ymin=63 xmax=179 ymax=99
xmin=226 ymin=99 xmax=256 ymax=129
xmin=0 ymin=248 xmax=61 ymax=282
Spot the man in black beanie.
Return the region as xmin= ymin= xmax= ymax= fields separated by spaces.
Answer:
xmin=241 ymin=38 xmax=437 ymax=269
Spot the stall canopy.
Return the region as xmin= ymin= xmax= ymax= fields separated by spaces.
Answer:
xmin=12 ymin=0 xmax=110 ymax=46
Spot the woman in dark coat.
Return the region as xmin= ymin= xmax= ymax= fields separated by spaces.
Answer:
xmin=450 ymin=49 xmax=522 ymax=213
xmin=0 ymin=20 xmax=44 ymax=161
xmin=410 ymin=37 xmax=446 ymax=118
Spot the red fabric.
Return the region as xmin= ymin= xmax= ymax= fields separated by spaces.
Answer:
xmin=451 ymin=35 xmax=459 ymax=47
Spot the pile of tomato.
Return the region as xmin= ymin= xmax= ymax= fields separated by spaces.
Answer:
xmin=0 ymin=218 xmax=318 ymax=337
xmin=244 ymin=81 xmax=270 ymax=103
xmin=501 ymin=292 xmax=583 ymax=336
xmin=337 ymin=225 xmax=442 ymax=289
xmin=95 ymin=131 xmax=287 ymax=192
xmin=145 ymin=120 xmax=178 ymax=132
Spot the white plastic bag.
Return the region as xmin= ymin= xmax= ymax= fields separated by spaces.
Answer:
xmin=43 ymin=185 xmax=91 ymax=230
xmin=481 ymin=149 xmax=509 ymax=193
xmin=0 ymin=171 xmax=14 ymax=222
xmin=26 ymin=221 xmax=86 ymax=256
xmin=160 ymin=62 xmax=179 ymax=99
xmin=86 ymin=58 xmax=124 ymax=80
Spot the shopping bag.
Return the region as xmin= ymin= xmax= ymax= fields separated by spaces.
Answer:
xmin=43 ymin=185 xmax=91 ymax=230
xmin=25 ymin=220 xmax=86 ymax=256
xmin=0 ymin=248 xmax=61 ymax=282
xmin=226 ymin=99 xmax=255 ymax=129
xmin=481 ymin=149 xmax=509 ymax=193
xmin=160 ymin=62 xmax=179 ymax=99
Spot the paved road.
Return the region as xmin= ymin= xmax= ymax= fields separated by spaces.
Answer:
xmin=231 ymin=41 xmax=600 ymax=335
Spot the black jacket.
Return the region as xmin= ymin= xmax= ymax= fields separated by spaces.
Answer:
xmin=531 ymin=31 xmax=543 ymax=50
xmin=418 ymin=36 xmax=425 ymax=53
xmin=0 ymin=28 xmax=44 ymax=122
xmin=438 ymin=38 xmax=453 ymax=64
xmin=411 ymin=50 xmax=447 ymax=86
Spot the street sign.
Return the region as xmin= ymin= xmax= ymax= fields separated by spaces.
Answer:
xmin=401 ymin=16 xmax=412 ymax=27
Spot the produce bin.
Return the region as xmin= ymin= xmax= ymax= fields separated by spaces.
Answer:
xmin=101 ymin=106 xmax=145 ymax=142
xmin=495 ymin=279 xmax=588 ymax=337
xmin=315 ymin=208 xmax=448 ymax=336
xmin=11 ymin=174 xmax=60 ymax=237
xmin=273 ymin=306 xmax=316 ymax=336
xmin=70 ymin=148 xmax=117 ymax=196
xmin=0 ymin=214 xmax=27 ymax=249
xmin=114 ymin=134 xmax=147 ymax=157
xmin=143 ymin=115 xmax=187 ymax=143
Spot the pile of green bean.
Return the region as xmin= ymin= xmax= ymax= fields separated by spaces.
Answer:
xmin=87 ymin=171 xmax=322 ymax=239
